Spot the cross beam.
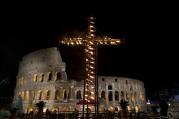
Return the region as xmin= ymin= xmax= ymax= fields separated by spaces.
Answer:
xmin=60 ymin=16 xmax=123 ymax=114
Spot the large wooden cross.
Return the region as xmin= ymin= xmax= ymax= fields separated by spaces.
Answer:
xmin=60 ymin=16 xmax=123 ymax=112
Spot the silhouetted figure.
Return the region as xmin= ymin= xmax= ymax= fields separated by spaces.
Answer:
xmin=159 ymin=100 xmax=168 ymax=118
xmin=46 ymin=109 xmax=50 ymax=118
xmin=73 ymin=108 xmax=79 ymax=119
xmin=9 ymin=108 xmax=18 ymax=119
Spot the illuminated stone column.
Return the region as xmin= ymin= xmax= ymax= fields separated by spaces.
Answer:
xmin=69 ymin=86 xmax=74 ymax=100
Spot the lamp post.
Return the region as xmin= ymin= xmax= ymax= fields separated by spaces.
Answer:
xmin=146 ymin=99 xmax=151 ymax=113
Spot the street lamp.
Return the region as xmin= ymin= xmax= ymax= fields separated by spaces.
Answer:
xmin=146 ymin=100 xmax=150 ymax=113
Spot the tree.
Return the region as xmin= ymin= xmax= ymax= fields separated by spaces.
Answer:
xmin=35 ymin=101 xmax=45 ymax=112
xmin=119 ymin=99 xmax=128 ymax=110
xmin=159 ymin=100 xmax=168 ymax=117
xmin=119 ymin=99 xmax=129 ymax=118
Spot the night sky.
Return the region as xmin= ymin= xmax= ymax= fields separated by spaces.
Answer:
xmin=0 ymin=2 xmax=178 ymax=100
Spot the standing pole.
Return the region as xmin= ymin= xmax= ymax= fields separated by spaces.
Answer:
xmin=95 ymin=43 xmax=99 ymax=117
xmin=82 ymin=64 xmax=86 ymax=118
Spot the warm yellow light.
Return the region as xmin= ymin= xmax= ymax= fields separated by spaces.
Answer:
xmin=89 ymin=47 xmax=93 ymax=50
xmin=89 ymin=51 xmax=93 ymax=55
xmin=60 ymin=17 xmax=122 ymax=109
xmin=135 ymin=106 xmax=139 ymax=112
xmin=90 ymin=66 xmax=94 ymax=69
xmin=89 ymin=41 xmax=94 ymax=45
xmin=90 ymin=57 xmax=95 ymax=60
xmin=90 ymin=71 xmax=94 ymax=74
xmin=90 ymin=96 xmax=94 ymax=100
xmin=90 ymin=61 xmax=94 ymax=64
xmin=89 ymin=75 xmax=94 ymax=79
xmin=116 ymin=40 xmax=121 ymax=43
xmin=43 ymin=107 xmax=47 ymax=113
xmin=110 ymin=41 xmax=116 ymax=45
xmin=127 ymin=106 xmax=130 ymax=111
xmin=29 ymin=108 xmax=33 ymax=112
xmin=85 ymin=49 xmax=88 ymax=52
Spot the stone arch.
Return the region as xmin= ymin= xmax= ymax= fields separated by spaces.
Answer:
xmin=140 ymin=92 xmax=145 ymax=101
xmin=101 ymin=91 xmax=105 ymax=99
xmin=134 ymin=92 xmax=137 ymax=99
xmin=56 ymin=72 xmax=61 ymax=81
xmin=41 ymin=74 xmax=45 ymax=82
xmin=126 ymin=92 xmax=128 ymax=100
xmin=76 ymin=90 xmax=82 ymax=99
xmin=55 ymin=90 xmax=59 ymax=100
xmin=31 ymin=91 xmax=35 ymax=100
xmin=108 ymin=85 xmax=112 ymax=90
xmin=46 ymin=90 xmax=50 ymax=100
xmin=68 ymin=88 xmax=71 ymax=99
xmin=115 ymin=91 xmax=119 ymax=101
xmin=121 ymin=91 xmax=124 ymax=99
xmin=130 ymin=86 xmax=133 ymax=91
xmin=64 ymin=90 xmax=67 ymax=100
xmin=48 ymin=72 xmax=52 ymax=81
xmin=25 ymin=90 xmax=29 ymax=100
xmin=108 ymin=91 xmax=113 ymax=101
xmin=37 ymin=90 xmax=42 ymax=100
xmin=33 ymin=74 xmax=37 ymax=82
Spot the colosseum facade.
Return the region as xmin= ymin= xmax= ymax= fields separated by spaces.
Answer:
xmin=13 ymin=47 xmax=146 ymax=113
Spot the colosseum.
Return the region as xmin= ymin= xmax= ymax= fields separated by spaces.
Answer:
xmin=13 ymin=47 xmax=146 ymax=113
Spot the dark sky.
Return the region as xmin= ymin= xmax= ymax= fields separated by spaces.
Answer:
xmin=0 ymin=2 xmax=178 ymax=99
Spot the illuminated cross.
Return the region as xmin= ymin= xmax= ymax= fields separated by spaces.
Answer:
xmin=60 ymin=16 xmax=123 ymax=110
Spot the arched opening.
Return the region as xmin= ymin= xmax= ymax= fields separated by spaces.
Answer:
xmin=68 ymin=89 xmax=71 ymax=99
xmin=56 ymin=72 xmax=61 ymax=81
xmin=108 ymin=91 xmax=113 ymax=101
xmin=130 ymin=86 xmax=132 ymax=91
xmin=76 ymin=90 xmax=82 ymax=100
xmin=37 ymin=91 xmax=42 ymax=100
xmin=115 ymin=91 xmax=119 ymax=101
xmin=31 ymin=91 xmax=35 ymax=100
xmin=25 ymin=91 xmax=29 ymax=100
xmin=64 ymin=90 xmax=67 ymax=100
xmin=108 ymin=85 xmax=112 ymax=90
xmin=41 ymin=74 xmax=44 ymax=82
xmin=121 ymin=91 xmax=124 ymax=99
xmin=55 ymin=90 xmax=60 ymax=100
xmin=126 ymin=92 xmax=128 ymax=100
xmin=48 ymin=73 xmax=52 ymax=81
xmin=101 ymin=91 xmax=105 ymax=99
xmin=115 ymin=78 xmax=117 ymax=82
xmin=33 ymin=74 xmax=37 ymax=82
xmin=134 ymin=92 xmax=137 ymax=99
xmin=140 ymin=92 xmax=145 ymax=101
xmin=46 ymin=90 xmax=50 ymax=100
